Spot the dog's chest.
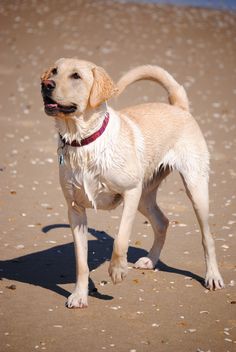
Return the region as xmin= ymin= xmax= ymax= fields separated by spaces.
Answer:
xmin=59 ymin=148 xmax=120 ymax=210
xmin=75 ymin=168 xmax=108 ymax=208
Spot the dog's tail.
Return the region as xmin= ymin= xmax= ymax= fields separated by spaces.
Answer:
xmin=117 ymin=65 xmax=189 ymax=112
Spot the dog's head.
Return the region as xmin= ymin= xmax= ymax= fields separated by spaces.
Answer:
xmin=41 ymin=58 xmax=116 ymax=117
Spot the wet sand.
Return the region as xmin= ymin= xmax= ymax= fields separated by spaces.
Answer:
xmin=0 ymin=1 xmax=235 ymax=351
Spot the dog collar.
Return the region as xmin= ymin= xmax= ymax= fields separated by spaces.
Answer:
xmin=59 ymin=112 xmax=110 ymax=147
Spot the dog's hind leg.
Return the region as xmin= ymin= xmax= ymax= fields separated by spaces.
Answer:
xmin=180 ymin=173 xmax=224 ymax=290
xmin=134 ymin=190 xmax=169 ymax=269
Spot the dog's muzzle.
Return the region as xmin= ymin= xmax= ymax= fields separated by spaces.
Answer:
xmin=41 ymin=80 xmax=77 ymax=116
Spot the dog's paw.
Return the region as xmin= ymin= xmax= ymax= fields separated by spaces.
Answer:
xmin=108 ymin=256 xmax=128 ymax=284
xmin=66 ymin=291 xmax=88 ymax=309
xmin=205 ymin=272 xmax=225 ymax=290
xmin=134 ymin=257 xmax=154 ymax=270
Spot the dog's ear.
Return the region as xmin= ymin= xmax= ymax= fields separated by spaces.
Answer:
xmin=89 ymin=66 xmax=117 ymax=108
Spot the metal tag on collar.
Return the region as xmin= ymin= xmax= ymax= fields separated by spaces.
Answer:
xmin=59 ymin=154 xmax=64 ymax=165
xmin=58 ymin=136 xmax=65 ymax=165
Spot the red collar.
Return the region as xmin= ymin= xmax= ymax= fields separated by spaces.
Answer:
xmin=60 ymin=112 xmax=110 ymax=147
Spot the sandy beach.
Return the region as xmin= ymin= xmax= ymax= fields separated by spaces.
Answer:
xmin=0 ymin=1 xmax=235 ymax=351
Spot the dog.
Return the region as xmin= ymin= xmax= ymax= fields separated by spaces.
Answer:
xmin=41 ymin=58 xmax=224 ymax=308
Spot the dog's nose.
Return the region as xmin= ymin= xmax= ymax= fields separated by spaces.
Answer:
xmin=41 ymin=79 xmax=56 ymax=92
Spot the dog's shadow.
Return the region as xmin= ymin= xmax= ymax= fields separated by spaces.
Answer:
xmin=0 ymin=224 xmax=204 ymax=302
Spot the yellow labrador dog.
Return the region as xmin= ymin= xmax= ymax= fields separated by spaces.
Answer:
xmin=41 ymin=58 xmax=224 ymax=308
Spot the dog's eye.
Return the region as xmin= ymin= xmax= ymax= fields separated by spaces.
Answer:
xmin=71 ymin=72 xmax=81 ymax=80
xmin=51 ymin=68 xmax=57 ymax=75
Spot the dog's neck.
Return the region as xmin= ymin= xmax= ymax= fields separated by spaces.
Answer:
xmin=55 ymin=103 xmax=108 ymax=144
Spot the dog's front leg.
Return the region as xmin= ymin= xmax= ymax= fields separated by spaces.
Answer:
xmin=66 ymin=203 xmax=89 ymax=308
xmin=109 ymin=184 xmax=142 ymax=284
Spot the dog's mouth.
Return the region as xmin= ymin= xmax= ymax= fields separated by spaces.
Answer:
xmin=43 ymin=95 xmax=77 ymax=116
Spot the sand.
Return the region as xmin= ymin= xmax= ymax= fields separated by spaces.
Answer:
xmin=0 ymin=1 xmax=235 ymax=351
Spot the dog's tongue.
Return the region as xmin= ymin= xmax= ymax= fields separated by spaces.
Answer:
xmin=46 ymin=103 xmax=58 ymax=108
